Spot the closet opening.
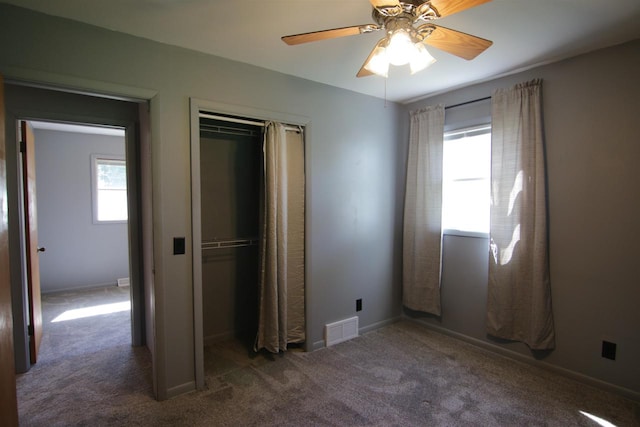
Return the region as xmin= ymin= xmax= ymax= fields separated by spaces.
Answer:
xmin=191 ymin=104 xmax=308 ymax=390
xmin=199 ymin=114 xmax=262 ymax=347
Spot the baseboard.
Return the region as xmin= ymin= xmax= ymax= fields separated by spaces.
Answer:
xmin=359 ymin=316 xmax=401 ymax=335
xmin=408 ymin=318 xmax=640 ymax=403
xmin=312 ymin=339 xmax=326 ymax=351
xmin=42 ymin=281 xmax=120 ymax=294
xmin=166 ymin=381 xmax=196 ymax=399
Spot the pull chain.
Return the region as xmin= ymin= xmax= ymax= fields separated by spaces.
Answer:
xmin=384 ymin=78 xmax=388 ymax=108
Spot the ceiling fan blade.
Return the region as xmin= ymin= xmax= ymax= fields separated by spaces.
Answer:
xmin=356 ymin=44 xmax=379 ymax=78
xmin=424 ymin=25 xmax=492 ymax=60
xmin=282 ymin=24 xmax=379 ymax=45
xmin=429 ymin=0 xmax=492 ymax=18
xmin=357 ymin=67 xmax=375 ymax=78
xmin=370 ymin=0 xmax=403 ymax=16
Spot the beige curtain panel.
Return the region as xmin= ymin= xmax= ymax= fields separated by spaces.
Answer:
xmin=255 ymin=122 xmax=305 ymax=353
xmin=487 ymin=79 xmax=555 ymax=350
xmin=402 ymin=105 xmax=445 ymax=316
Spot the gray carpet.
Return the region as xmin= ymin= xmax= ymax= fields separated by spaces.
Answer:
xmin=17 ymin=286 xmax=639 ymax=426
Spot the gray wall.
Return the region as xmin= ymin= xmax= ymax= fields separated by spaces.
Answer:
xmin=34 ymin=128 xmax=129 ymax=293
xmin=0 ymin=4 xmax=403 ymax=398
xmin=403 ymin=39 xmax=640 ymax=395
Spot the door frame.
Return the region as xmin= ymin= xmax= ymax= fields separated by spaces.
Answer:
xmin=5 ymin=83 xmax=151 ymax=374
xmin=189 ymin=97 xmax=310 ymax=390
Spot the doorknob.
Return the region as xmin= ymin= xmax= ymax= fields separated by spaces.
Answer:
xmin=37 ymin=247 xmax=46 ymax=252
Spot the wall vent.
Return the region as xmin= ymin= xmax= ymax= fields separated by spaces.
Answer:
xmin=325 ymin=316 xmax=359 ymax=347
xmin=117 ymin=277 xmax=130 ymax=287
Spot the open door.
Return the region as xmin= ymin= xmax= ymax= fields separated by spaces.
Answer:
xmin=21 ymin=120 xmax=43 ymax=365
xmin=0 ymin=75 xmax=20 ymax=425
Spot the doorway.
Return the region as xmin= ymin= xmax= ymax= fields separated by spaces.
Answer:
xmin=24 ymin=120 xmax=133 ymax=364
xmin=14 ymin=116 xmax=143 ymax=370
xmin=199 ymin=117 xmax=261 ymax=346
xmin=4 ymin=83 xmax=153 ymax=390
xmin=190 ymin=98 xmax=310 ymax=389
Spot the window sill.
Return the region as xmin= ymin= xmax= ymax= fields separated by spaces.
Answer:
xmin=93 ymin=220 xmax=128 ymax=225
xmin=442 ymin=229 xmax=489 ymax=239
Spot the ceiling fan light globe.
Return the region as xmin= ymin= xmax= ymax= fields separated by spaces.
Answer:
xmin=387 ymin=29 xmax=415 ymax=66
xmin=410 ymin=43 xmax=436 ymax=74
xmin=364 ymin=45 xmax=390 ymax=77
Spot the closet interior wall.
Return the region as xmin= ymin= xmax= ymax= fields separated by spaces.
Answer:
xmin=199 ymin=118 xmax=262 ymax=344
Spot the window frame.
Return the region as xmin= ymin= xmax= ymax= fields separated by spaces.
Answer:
xmin=441 ymin=124 xmax=491 ymax=239
xmin=91 ymin=153 xmax=128 ymax=224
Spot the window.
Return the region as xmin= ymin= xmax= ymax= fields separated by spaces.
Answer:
xmin=92 ymin=155 xmax=128 ymax=223
xmin=442 ymin=125 xmax=491 ymax=235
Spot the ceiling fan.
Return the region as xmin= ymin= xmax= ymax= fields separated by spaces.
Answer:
xmin=282 ymin=0 xmax=493 ymax=78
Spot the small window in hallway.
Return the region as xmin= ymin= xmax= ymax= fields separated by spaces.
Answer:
xmin=92 ymin=155 xmax=128 ymax=223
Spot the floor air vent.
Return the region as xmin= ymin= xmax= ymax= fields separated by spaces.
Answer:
xmin=325 ymin=316 xmax=358 ymax=347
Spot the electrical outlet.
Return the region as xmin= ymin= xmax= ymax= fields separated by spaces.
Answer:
xmin=356 ymin=299 xmax=362 ymax=312
xmin=602 ymin=341 xmax=616 ymax=360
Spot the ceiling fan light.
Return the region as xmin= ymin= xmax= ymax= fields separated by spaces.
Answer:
xmin=364 ymin=45 xmax=390 ymax=77
xmin=386 ymin=29 xmax=415 ymax=66
xmin=410 ymin=43 xmax=436 ymax=74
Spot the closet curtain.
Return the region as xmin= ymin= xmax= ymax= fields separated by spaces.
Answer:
xmin=402 ymin=105 xmax=444 ymax=315
xmin=487 ymin=79 xmax=555 ymax=350
xmin=255 ymin=122 xmax=305 ymax=353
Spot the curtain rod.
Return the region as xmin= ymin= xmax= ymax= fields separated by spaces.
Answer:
xmin=445 ymin=96 xmax=491 ymax=110
xmin=199 ymin=112 xmax=301 ymax=133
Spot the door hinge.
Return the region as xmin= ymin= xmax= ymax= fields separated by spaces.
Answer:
xmin=20 ymin=140 xmax=26 ymax=153
xmin=28 ymin=324 xmax=34 ymax=336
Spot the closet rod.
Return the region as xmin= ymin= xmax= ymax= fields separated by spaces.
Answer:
xmin=199 ymin=112 xmax=301 ymax=133
xmin=200 ymin=112 xmax=264 ymax=127
xmin=202 ymin=237 xmax=259 ymax=250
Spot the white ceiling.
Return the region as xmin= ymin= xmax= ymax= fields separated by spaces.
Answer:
xmin=5 ymin=0 xmax=640 ymax=103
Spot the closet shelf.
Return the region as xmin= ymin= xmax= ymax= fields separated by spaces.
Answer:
xmin=202 ymin=237 xmax=259 ymax=250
